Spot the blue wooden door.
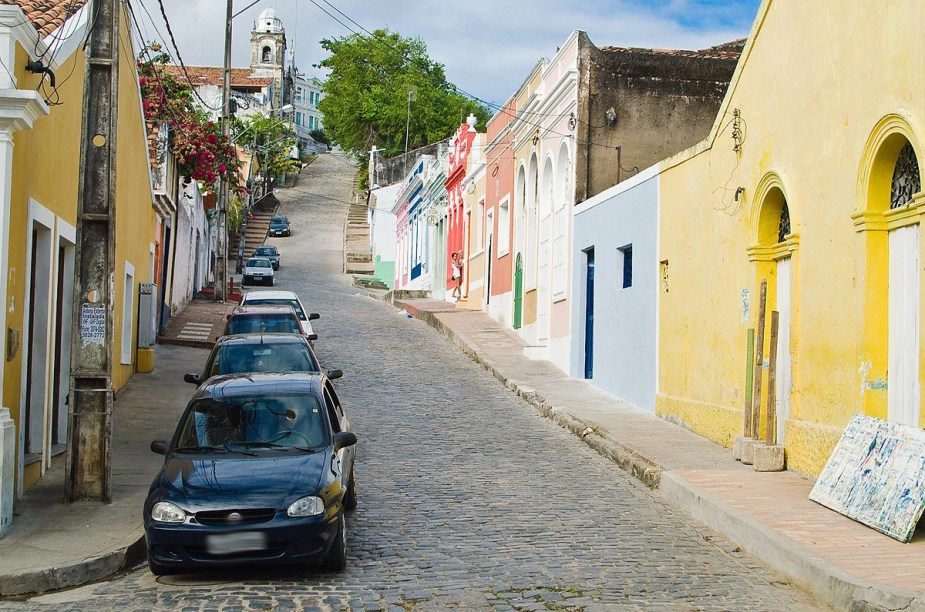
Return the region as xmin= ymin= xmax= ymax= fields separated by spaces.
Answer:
xmin=584 ymin=248 xmax=595 ymax=379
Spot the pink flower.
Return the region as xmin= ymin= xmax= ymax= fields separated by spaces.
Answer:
xmin=219 ymin=164 xmax=227 ymax=173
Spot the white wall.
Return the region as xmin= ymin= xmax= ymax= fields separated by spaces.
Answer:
xmin=570 ymin=170 xmax=659 ymax=412
xmin=371 ymin=183 xmax=400 ymax=262
xmin=170 ymin=181 xmax=207 ymax=313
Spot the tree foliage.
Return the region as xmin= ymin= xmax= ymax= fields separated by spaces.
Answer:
xmin=234 ymin=113 xmax=301 ymax=181
xmin=316 ymin=29 xmax=490 ymax=159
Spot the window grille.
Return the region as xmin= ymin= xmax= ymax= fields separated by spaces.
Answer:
xmin=778 ymin=202 xmax=791 ymax=243
xmin=891 ymin=141 xmax=921 ymax=209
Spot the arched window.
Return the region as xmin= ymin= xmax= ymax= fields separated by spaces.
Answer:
xmin=778 ymin=201 xmax=791 ymax=243
xmin=262 ymin=46 xmax=272 ymax=63
xmin=890 ymin=141 xmax=921 ymax=209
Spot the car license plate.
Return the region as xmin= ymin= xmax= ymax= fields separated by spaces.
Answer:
xmin=206 ymin=531 xmax=267 ymax=555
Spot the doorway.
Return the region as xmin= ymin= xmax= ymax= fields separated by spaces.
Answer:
xmin=485 ymin=211 xmax=494 ymax=305
xmin=583 ymin=247 xmax=595 ymax=379
xmin=888 ymin=224 xmax=920 ymax=426
xmin=513 ymin=253 xmax=523 ymax=328
xmin=775 ymin=257 xmax=792 ymax=444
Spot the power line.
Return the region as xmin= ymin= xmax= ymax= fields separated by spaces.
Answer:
xmin=150 ymin=0 xmax=221 ymax=111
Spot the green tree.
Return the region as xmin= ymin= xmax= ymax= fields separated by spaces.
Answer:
xmin=316 ymin=29 xmax=490 ymax=159
xmin=235 ymin=113 xmax=301 ymax=184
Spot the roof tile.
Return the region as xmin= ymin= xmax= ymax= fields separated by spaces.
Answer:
xmin=1 ymin=0 xmax=89 ymax=38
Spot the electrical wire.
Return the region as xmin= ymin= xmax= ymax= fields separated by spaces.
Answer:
xmin=149 ymin=0 xmax=221 ymax=111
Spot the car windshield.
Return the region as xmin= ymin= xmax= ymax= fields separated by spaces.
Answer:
xmin=243 ymin=298 xmax=305 ymax=320
xmin=175 ymin=395 xmax=328 ymax=451
xmin=229 ymin=315 xmax=300 ymax=335
xmin=246 ymin=258 xmax=271 ymax=268
xmin=271 ymin=217 xmax=288 ymax=223
xmin=255 ymin=247 xmax=276 ymax=256
xmin=208 ymin=343 xmax=319 ymax=376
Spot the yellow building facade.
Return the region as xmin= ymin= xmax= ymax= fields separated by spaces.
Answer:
xmin=2 ymin=5 xmax=157 ymax=493
xmin=656 ymin=0 xmax=925 ymax=477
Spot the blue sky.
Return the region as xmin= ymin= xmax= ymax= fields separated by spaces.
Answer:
xmin=145 ymin=0 xmax=763 ymax=108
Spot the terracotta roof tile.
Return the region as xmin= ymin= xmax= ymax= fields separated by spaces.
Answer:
xmin=162 ymin=65 xmax=273 ymax=89
xmin=1 ymin=0 xmax=88 ymax=38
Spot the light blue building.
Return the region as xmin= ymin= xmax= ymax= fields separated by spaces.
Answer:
xmin=569 ymin=166 xmax=659 ymax=412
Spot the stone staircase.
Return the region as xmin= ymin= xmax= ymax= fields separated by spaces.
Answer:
xmin=231 ymin=196 xmax=279 ymax=261
xmin=344 ymin=199 xmax=374 ymax=276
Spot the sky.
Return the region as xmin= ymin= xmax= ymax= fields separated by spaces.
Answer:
xmin=135 ymin=0 xmax=763 ymax=108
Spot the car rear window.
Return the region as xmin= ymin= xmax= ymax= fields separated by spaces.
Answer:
xmin=255 ymin=247 xmax=276 ymax=256
xmin=211 ymin=343 xmax=319 ymax=376
xmin=243 ymin=298 xmax=305 ymax=320
xmin=229 ymin=315 xmax=300 ymax=335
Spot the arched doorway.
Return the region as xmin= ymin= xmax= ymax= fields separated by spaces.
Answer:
xmin=748 ymin=177 xmax=797 ymax=445
xmin=856 ymin=116 xmax=923 ymax=426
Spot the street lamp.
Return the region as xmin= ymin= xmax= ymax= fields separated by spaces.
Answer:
xmin=404 ymin=86 xmax=416 ymax=157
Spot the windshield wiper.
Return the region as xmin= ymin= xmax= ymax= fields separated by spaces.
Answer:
xmin=235 ymin=441 xmax=321 ymax=453
xmin=173 ymin=445 xmax=223 ymax=453
xmin=221 ymin=439 xmax=258 ymax=456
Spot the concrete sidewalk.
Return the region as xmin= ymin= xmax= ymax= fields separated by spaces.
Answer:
xmin=388 ymin=295 xmax=925 ymax=612
xmin=0 ymin=343 xmax=208 ymax=597
xmin=158 ymin=298 xmax=237 ymax=349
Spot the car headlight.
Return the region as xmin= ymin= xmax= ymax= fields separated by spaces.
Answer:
xmin=151 ymin=501 xmax=186 ymax=523
xmin=287 ymin=496 xmax=324 ymax=517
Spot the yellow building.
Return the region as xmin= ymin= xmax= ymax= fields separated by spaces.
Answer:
xmin=656 ymin=0 xmax=925 ymax=477
xmin=0 ymin=1 xmax=157 ymax=497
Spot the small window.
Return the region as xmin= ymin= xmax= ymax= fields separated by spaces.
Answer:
xmin=619 ymin=245 xmax=633 ymax=289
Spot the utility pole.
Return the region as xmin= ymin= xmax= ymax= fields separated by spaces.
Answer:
xmin=216 ymin=0 xmax=233 ymax=302
xmin=67 ymin=0 xmax=119 ymax=502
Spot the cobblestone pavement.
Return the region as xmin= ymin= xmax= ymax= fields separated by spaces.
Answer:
xmin=4 ymin=154 xmax=824 ymax=611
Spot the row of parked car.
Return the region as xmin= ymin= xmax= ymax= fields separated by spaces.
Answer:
xmin=143 ymin=251 xmax=359 ymax=575
xmin=242 ymin=216 xmax=289 ymax=286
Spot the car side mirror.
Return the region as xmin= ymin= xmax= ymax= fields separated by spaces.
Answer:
xmin=333 ymin=431 xmax=357 ymax=451
xmin=327 ymin=369 xmax=343 ymax=380
xmin=308 ymin=333 xmax=318 ymax=341
xmin=151 ymin=440 xmax=169 ymax=455
xmin=183 ymin=373 xmax=201 ymax=385
xmin=308 ymin=313 xmax=320 ymax=321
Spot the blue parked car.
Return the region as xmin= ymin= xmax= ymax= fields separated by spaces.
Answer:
xmin=144 ymin=372 xmax=357 ymax=574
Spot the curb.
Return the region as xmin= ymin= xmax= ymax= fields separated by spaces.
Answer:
xmin=0 ymin=533 xmax=145 ymax=597
xmin=156 ymin=336 xmax=213 ymax=350
xmin=659 ymin=472 xmax=922 ymax=612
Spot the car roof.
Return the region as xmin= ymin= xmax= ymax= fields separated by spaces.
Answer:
xmin=195 ymin=372 xmax=325 ymax=400
xmin=230 ymin=304 xmax=298 ymax=316
xmin=243 ymin=290 xmax=300 ymax=300
xmin=215 ymin=333 xmax=309 ymax=346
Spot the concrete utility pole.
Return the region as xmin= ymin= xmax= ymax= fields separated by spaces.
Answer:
xmin=67 ymin=0 xmax=119 ymax=502
xmin=215 ymin=0 xmax=233 ymax=302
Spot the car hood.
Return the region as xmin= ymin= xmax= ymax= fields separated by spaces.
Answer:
xmin=155 ymin=452 xmax=329 ymax=510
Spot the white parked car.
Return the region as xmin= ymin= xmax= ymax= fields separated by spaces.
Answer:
xmin=241 ymin=289 xmax=318 ymax=338
xmin=242 ymin=257 xmax=274 ymax=286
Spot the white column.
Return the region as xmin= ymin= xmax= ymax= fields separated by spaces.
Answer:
xmin=0 ymin=408 xmax=13 ymax=536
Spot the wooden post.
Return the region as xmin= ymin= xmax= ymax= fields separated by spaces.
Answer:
xmin=751 ymin=280 xmax=767 ymax=440
xmin=743 ymin=328 xmax=755 ymax=436
xmin=766 ymin=311 xmax=779 ymax=446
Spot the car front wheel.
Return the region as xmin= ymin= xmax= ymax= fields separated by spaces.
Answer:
xmin=322 ymin=514 xmax=346 ymax=571
xmin=268 ymin=277 xmax=274 ymax=286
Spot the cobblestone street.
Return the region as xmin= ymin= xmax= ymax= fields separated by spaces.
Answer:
xmin=5 ymin=154 xmax=821 ymax=611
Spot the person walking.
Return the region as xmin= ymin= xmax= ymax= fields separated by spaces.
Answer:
xmin=451 ymin=251 xmax=463 ymax=300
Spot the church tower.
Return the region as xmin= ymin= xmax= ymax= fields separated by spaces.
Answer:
xmin=250 ymin=8 xmax=288 ymax=110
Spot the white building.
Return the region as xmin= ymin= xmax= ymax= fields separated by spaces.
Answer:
xmin=293 ymin=73 xmax=325 ymax=152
